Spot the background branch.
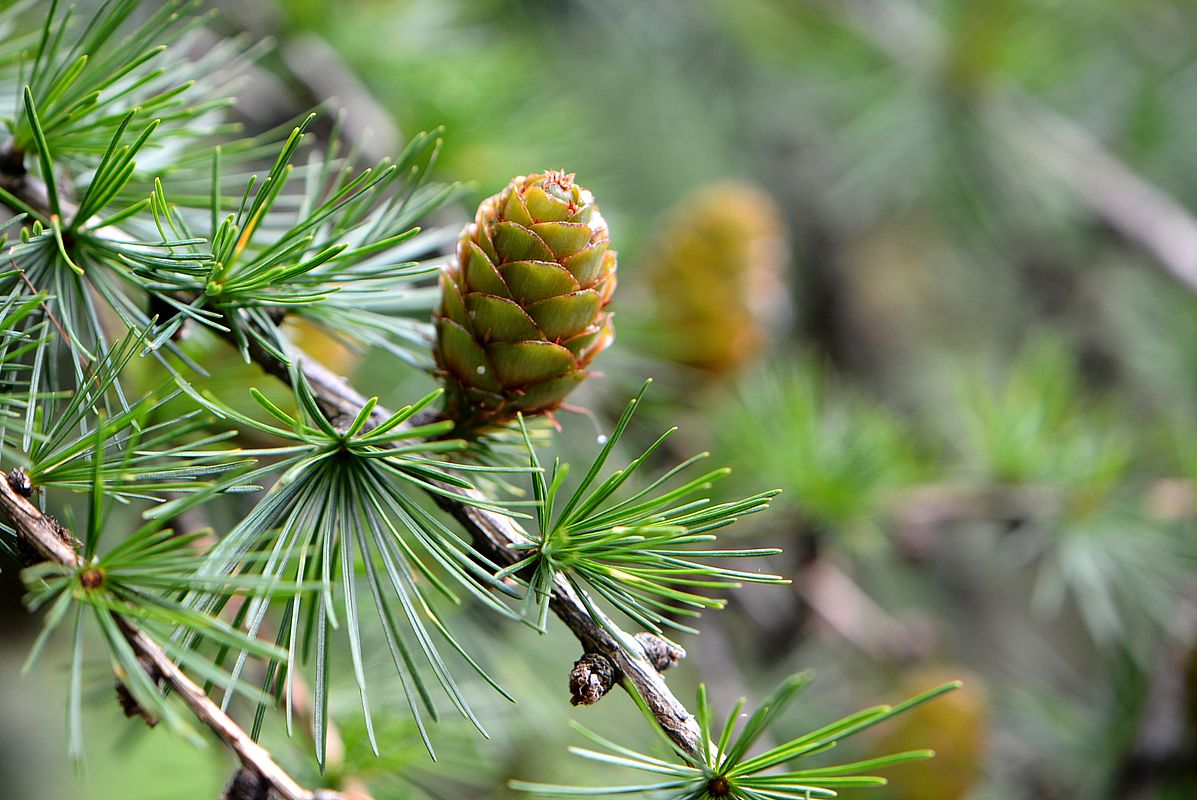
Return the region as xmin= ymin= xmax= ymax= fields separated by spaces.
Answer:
xmin=820 ymin=0 xmax=1197 ymax=295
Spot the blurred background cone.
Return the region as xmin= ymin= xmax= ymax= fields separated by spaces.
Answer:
xmin=876 ymin=667 xmax=989 ymax=800
xmin=643 ymin=182 xmax=790 ymax=377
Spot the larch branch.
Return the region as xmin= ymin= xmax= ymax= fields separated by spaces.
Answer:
xmin=0 ymin=475 xmax=346 ymax=800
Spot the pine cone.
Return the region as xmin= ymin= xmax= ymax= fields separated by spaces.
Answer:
xmin=434 ymin=170 xmax=616 ymax=425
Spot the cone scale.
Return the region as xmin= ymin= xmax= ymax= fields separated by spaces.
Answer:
xmin=434 ymin=171 xmax=616 ymax=426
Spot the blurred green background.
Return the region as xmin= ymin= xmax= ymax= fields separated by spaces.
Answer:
xmin=4 ymin=0 xmax=1197 ymax=798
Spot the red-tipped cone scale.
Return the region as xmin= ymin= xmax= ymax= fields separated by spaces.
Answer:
xmin=434 ymin=171 xmax=616 ymax=425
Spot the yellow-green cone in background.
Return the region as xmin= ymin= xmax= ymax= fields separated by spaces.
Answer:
xmin=876 ymin=667 xmax=988 ymax=800
xmin=645 ymin=182 xmax=789 ymax=375
xmin=434 ymin=171 xmax=616 ymax=425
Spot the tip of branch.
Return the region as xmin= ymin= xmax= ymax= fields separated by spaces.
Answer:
xmin=634 ymin=632 xmax=685 ymax=672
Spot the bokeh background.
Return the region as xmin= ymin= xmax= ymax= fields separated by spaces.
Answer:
xmin=3 ymin=1 xmax=1197 ymax=798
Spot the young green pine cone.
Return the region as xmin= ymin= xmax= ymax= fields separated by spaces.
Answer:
xmin=434 ymin=171 xmax=616 ymax=425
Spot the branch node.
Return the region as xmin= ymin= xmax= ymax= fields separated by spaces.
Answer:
xmin=634 ymin=632 xmax=685 ymax=672
xmin=570 ymin=652 xmax=616 ymax=706
xmin=7 ymin=467 xmax=32 ymax=497
xmin=115 ymin=679 xmax=160 ymax=728
xmin=116 ymin=652 xmax=164 ymax=727
xmin=222 ymin=767 xmax=273 ymax=800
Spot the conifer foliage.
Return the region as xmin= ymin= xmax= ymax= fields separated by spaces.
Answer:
xmin=0 ymin=2 xmax=953 ymax=797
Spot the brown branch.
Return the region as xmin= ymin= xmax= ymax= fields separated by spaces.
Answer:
xmin=427 ymin=477 xmax=701 ymax=752
xmin=797 ymin=558 xmax=934 ymax=663
xmin=0 ymin=474 xmax=346 ymax=800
